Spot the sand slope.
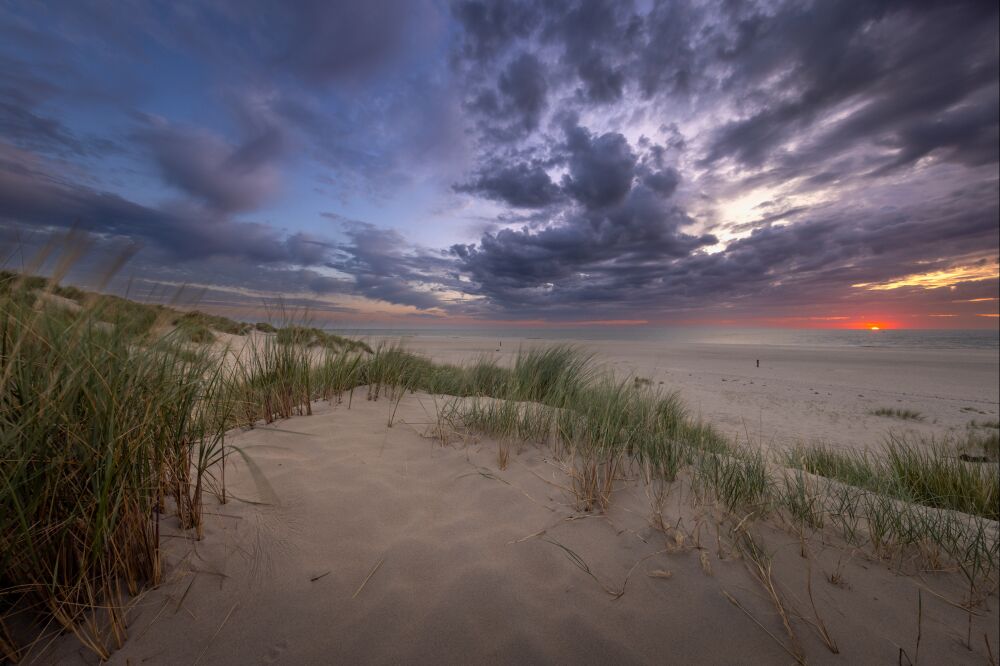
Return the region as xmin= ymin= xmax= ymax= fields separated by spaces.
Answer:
xmin=36 ymin=390 xmax=997 ymax=664
xmin=395 ymin=336 xmax=1000 ymax=452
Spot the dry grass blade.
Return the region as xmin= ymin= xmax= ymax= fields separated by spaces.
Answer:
xmin=174 ymin=576 xmax=197 ymax=615
xmin=541 ymin=536 xmax=625 ymax=598
xmin=352 ymin=557 xmax=385 ymax=599
xmin=804 ymin=547 xmax=839 ymax=653
xmin=735 ymin=530 xmax=806 ymax=663
xmin=134 ymin=598 xmax=172 ymax=643
xmin=508 ymin=529 xmax=547 ymax=544
xmin=193 ymin=601 xmax=239 ymax=666
xmin=0 ymin=618 xmax=20 ymax=664
xmin=724 ymin=591 xmax=806 ymax=666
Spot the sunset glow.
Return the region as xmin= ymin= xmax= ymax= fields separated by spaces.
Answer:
xmin=0 ymin=2 xmax=996 ymax=330
xmin=852 ymin=261 xmax=999 ymax=291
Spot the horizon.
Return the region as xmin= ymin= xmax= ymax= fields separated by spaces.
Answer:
xmin=1 ymin=1 xmax=998 ymax=330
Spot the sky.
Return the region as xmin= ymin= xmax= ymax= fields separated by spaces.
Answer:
xmin=0 ymin=0 xmax=998 ymax=330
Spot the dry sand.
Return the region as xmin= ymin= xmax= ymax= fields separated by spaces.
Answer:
xmin=32 ymin=335 xmax=999 ymax=664
xmin=391 ymin=334 xmax=1000 ymax=452
xmin=38 ymin=387 xmax=999 ymax=664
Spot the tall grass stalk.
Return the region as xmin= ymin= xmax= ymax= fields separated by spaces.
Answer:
xmin=0 ymin=276 xmax=229 ymax=658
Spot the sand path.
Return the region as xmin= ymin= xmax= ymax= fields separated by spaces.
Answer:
xmin=38 ymin=392 xmax=998 ymax=664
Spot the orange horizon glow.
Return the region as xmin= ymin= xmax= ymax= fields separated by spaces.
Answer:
xmin=852 ymin=260 xmax=999 ymax=291
xmin=167 ymin=296 xmax=997 ymax=332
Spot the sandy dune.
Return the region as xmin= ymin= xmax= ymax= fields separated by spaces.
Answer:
xmin=39 ymin=391 xmax=998 ymax=664
xmin=393 ymin=335 xmax=1000 ymax=452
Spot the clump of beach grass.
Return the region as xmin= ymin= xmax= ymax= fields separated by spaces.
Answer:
xmin=172 ymin=310 xmax=252 ymax=336
xmin=0 ymin=271 xmax=233 ymax=659
xmin=231 ymin=330 xmax=316 ymax=425
xmin=444 ymin=349 xmax=730 ymax=509
xmin=785 ymin=435 xmax=998 ymax=521
xmin=869 ymin=407 xmax=924 ymax=421
xmin=174 ymin=321 xmax=218 ymax=344
xmin=276 ymin=325 xmax=372 ymax=353
xmin=695 ymin=447 xmax=772 ymax=514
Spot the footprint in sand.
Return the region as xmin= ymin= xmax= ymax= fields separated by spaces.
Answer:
xmin=262 ymin=638 xmax=290 ymax=664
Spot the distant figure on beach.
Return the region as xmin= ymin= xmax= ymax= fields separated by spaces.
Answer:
xmin=756 ymin=359 xmax=759 ymax=367
xmin=496 ymin=340 xmax=501 ymax=352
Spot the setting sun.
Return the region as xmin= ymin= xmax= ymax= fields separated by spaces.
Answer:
xmin=870 ymin=326 xmax=880 ymax=331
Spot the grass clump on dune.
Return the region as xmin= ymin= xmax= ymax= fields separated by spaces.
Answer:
xmin=785 ymin=434 xmax=998 ymax=521
xmin=0 ymin=274 xmax=233 ymax=660
xmin=426 ymin=344 xmax=997 ymax=585
xmin=232 ymin=330 xmax=317 ymax=425
xmin=442 ymin=347 xmax=728 ymax=506
xmin=869 ymin=407 xmax=924 ymax=421
xmin=276 ymin=325 xmax=373 ymax=353
xmin=172 ymin=310 xmax=252 ymax=336
xmin=174 ymin=321 xmax=217 ymax=344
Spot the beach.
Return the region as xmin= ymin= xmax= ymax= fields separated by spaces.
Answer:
xmin=24 ymin=333 xmax=996 ymax=665
xmin=39 ymin=390 xmax=999 ymax=665
xmin=391 ymin=334 xmax=1000 ymax=452
xmin=5 ymin=2 xmax=999 ymax=662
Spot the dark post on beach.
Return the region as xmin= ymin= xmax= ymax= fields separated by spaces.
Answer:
xmin=756 ymin=359 xmax=759 ymax=367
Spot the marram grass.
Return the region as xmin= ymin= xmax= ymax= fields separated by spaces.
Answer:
xmin=0 ymin=276 xmax=232 ymax=659
xmin=785 ymin=434 xmax=999 ymax=521
xmin=2 ymin=269 xmax=998 ymax=660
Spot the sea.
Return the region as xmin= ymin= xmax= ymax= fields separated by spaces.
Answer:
xmin=327 ymin=326 xmax=1000 ymax=351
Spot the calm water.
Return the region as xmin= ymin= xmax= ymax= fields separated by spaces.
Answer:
xmin=330 ymin=326 xmax=1000 ymax=351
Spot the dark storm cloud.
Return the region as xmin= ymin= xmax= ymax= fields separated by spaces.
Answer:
xmin=443 ymin=0 xmax=998 ymax=320
xmin=472 ymin=176 xmax=997 ymax=317
xmin=701 ymin=0 xmax=999 ymax=176
xmin=633 ymin=0 xmax=700 ymax=98
xmin=1 ymin=0 xmax=998 ymax=322
xmin=455 ymin=0 xmax=997 ymax=179
xmin=453 ymin=0 xmax=541 ymax=63
xmin=542 ymin=0 xmax=635 ymax=103
xmin=451 ymin=0 xmax=706 ymax=140
xmin=451 ymin=127 xmax=718 ymax=311
xmin=642 ymin=167 xmax=680 ymax=198
xmin=453 ymin=186 xmax=712 ymax=286
xmin=454 ymin=187 xmax=999 ymax=316
xmin=560 ymin=120 xmax=637 ymax=209
xmin=454 ymin=160 xmax=562 ymax=208
xmin=497 ymin=53 xmax=549 ymax=134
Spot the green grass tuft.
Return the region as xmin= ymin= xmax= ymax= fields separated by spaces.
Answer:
xmin=869 ymin=407 xmax=924 ymax=421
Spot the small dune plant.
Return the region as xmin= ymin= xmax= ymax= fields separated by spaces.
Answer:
xmin=869 ymin=407 xmax=924 ymax=421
